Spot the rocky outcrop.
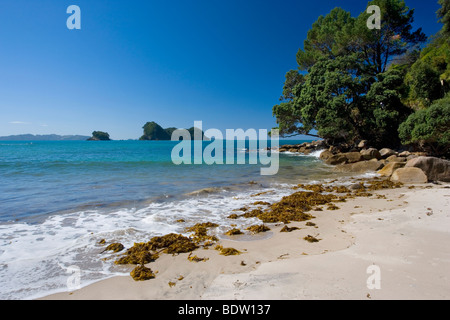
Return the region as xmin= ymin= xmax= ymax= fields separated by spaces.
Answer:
xmin=405 ymin=157 xmax=450 ymax=182
xmin=360 ymin=148 xmax=381 ymax=160
xmin=377 ymin=162 xmax=406 ymax=177
xmin=390 ymin=167 xmax=428 ymax=184
xmin=278 ymin=140 xmax=328 ymax=154
xmin=334 ymin=160 xmax=385 ymax=173
xmin=379 ymin=148 xmax=397 ymax=159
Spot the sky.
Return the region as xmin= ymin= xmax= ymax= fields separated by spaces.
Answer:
xmin=0 ymin=0 xmax=444 ymax=140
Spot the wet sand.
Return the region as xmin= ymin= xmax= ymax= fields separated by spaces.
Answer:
xmin=41 ymin=182 xmax=450 ymax=300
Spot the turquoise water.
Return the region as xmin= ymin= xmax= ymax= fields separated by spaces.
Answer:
xmin=0 ymin=140 xmax=340 ymax=299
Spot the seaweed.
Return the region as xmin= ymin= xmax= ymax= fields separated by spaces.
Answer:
xmin=225 ymin=228 xmax=243 ymax=236
xmin=246 ymin=225 xmax=270 ymax=234
xmin=253 ymin=201 xmax=271 ymax=206
xmin=280 ymin=226 xmax=300 ymax=233
xmin=188 ymin=253 xmax=209 ymax=262
xmin=305 ymin=222 xmax=316 ymax=227
xmin=215 ymin=245 xmax=241 ymax=256
xmin=104 ymin=243 xmax=124 ymax=253
xmin=326 ymin=204 xmax=340 ymax=210
xmin=304 ymin=235 xmax=320 ymax=243
xmin=148 ymin=233 xmax=198 ymax=254
xmin=185 ymin=222 xmax=219 ymax=244
xmin=130 ymin=265 xmax=155 ymax=281
xmin=227 ymin=213 xmax=239 ymax=219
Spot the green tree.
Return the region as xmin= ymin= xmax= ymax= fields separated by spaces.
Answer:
xmin=438 ymin=0 xmax=450 ymax=38
xmin=273 ymin=0 xmax=424 ymax=147
xmin=399 ymin=95 xmax=450 ymax=157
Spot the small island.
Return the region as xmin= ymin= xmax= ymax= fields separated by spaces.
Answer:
xmin=139 ymin=122 xmax=207 ymax=141
xmin=87 ymin=131 xmax=111 ymax=141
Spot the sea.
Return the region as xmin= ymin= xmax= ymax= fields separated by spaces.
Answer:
xmin=0 ymin=140 xmax=355 ymax=299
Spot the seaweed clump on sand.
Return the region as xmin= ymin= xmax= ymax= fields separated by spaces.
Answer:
xmin=260 ymin=191 xmax=336 ymax=223
xmin=115 ymin=233 xmax=198 ymax=266
xmin=130 ymin=265 xmax=155 ymax=281
xmin=246 ymin=225 xmax=270 ymax=234
xmin=225 ymin=228 xmax=243 ymax=236
xmin=185 ymin=222 xmax=219 ymax=244
xmin=304 ymin=235 xmax=321 ymax=243
xmin=280 ymin=226 xmax=300 ymax=233
xmin=215 ymin=245 xmax=241 ymax=256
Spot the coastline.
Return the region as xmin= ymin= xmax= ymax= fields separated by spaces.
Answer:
xmin=40 ymin=179 xmax=450 ymax=300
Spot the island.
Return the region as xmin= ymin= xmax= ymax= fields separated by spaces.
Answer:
xmin=139 ymin=122 xmax=207 ymax=140
xmin=87 ymin=131 xmax=111 ymax=141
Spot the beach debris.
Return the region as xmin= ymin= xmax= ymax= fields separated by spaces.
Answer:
xmin=130 ymin=265 xmax=155 ymax=281
xmin=280 ymin=226 xmax=300 ymax=232
xmin=326 ymin=203 xmax=340 ymax=210
xmin=225 ymin=228 xmax=243 ymax=236
xmin=103 ymin=243 xmax=124 ymax=253
xmin=185 ymin=222 xmax=219 ymax=244
xmin=215 ymin=245 xmax=241 ymax=256
xmin=246 ymin=224 xmax=270 ymax=234
xmin=240 ymin=261 xmax=247 ymax=266
xmin=253 ymin=201 xmax=271 ymax=206
xmin=187 ymin=253 xmax=209 ymax=262
xmin=305 ymin=222 xmax=316 ymax=227
xmin=304 ymin=235 xmax=321 ymax=243
xmin=168 ymin=281 xmax=176 ymax=287
xmin=98 ymin=239 xmax=106 ymax=245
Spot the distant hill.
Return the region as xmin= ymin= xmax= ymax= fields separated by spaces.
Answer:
xmin=0 ymin=134 xmax=91 ymax=141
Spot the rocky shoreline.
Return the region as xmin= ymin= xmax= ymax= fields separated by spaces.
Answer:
xmin=278 ymin=140 xmax=450 ymax=184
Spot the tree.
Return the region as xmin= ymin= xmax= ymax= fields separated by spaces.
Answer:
xmin=399 ymin=95 xmax=450 ymax=157
xmin=273 ymin=1 xmax=424 ymax=146
xmin=438 ymin=0 xmax=450 ymax=38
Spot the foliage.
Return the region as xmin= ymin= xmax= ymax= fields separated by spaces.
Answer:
xmin=438 ymin=0 xmax=450 ymax=38
xmin=273 ymin=0 xmax=426 ymax=147
xmin=398 ymin=95 xmax=450 ymax=157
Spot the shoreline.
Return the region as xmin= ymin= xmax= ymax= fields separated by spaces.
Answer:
xmin=40 ymin=178 xmax=450 ymax=300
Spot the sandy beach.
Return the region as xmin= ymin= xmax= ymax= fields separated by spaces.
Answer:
xmin=41 ymin=180 xmax=450 ymax=300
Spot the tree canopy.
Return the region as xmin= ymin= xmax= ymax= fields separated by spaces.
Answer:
xmin=273 ymin=0 xmax=431 ymax=148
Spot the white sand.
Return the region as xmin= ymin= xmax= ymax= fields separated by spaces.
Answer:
xmin=42 ymin=183 xmax=450 ymax=300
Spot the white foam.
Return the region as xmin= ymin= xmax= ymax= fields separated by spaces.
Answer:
xmin=0 ymin=184 xmax=296 ymax=300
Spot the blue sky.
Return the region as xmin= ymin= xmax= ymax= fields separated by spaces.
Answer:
xmin=0 ymin=0 xmax=443 ymax=140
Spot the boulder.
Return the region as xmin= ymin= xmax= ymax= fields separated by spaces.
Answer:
xmin=377 ymin=162 xmax=406 ymax=177
xmin=343 ymin=152 xmax=363 ymax=163
xmin=334 ymin=160 xmax=384 ymax=173
xmin=358 ymin=140 xmax=369 ymax=149
xmin=398 ymin=151 xmax=411 ymax=157
xmin=360 ymin=148 xmax=381 ymax=160
xmin=405 ymin=156 xmax=450 ymax=182
xmin=390 ymin=167 xmax=428 ymax=184
xmin=319 ymin=150 xmax=334 ymax=161
xmin=379 ymin=148 xmax=397 ymax=159
xmin=325 ymin=153 xmax=348 ymax=165
xmin=386 ymin=155 xmax=407 ymax=163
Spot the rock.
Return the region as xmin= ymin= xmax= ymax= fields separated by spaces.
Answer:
xmin=319 ymin=150 xmax=334 ymax=161
xmin=358 ymin=140 xmax=369 ymax=149
xmin=343 ymin=152 xmax=363 ymax=163
xmin=386 ymin=155 xmax=407 ymax=163
xmin=398 ymin=151 xmax=411 ymax=157
xmin=390 ymin=167 xmax=428 ymax=184
xmin=377 ymin=162 xmax=406 ymax=177
xmin=329 ymin=146 xmax=339 ymax=154
xmin=360 ymin=148 xmax=381 ymax=160
xmin=289 ymin=148 xmax=298 ymax=153
xmin=279 ymin=148 xmax=288 ymax=152
xmin=379 ymin=148 xmax=397 ymax=159
xmin=325 ymin=154 xmax=348 ymax=165
xmin=406 ymin=154 xmax=418 ymax=161
xmin=334 ymin=160 xmax=384 ymax=173
xmin=405 ymin=156 xmax=450 ymax=182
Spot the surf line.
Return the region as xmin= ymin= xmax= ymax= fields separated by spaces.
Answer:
xmin=170 ymin=121 xmax=279 ymax=176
